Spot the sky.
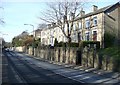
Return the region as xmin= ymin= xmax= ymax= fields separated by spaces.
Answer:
xmin=0 ymin=0 xmax=119 ymax=42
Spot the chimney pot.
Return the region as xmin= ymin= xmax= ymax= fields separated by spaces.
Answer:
xmin=92 ymin=5 xmax=98 ymax=12
xmin=47 ymin=24 xmax=51 ymax=28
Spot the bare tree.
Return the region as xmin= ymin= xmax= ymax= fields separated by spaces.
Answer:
xmin=0 ymin=18 xmax=5 ymax=25
xmin=39 ymin=0 xmax=86 ymax=43
xmin=0 ymin=7 xmax=5 ymax=25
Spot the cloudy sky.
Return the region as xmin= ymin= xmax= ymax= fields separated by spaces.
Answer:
xmin=0 ymin=0 xmax=119 ymax=42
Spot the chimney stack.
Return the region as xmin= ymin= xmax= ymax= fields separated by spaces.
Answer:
xmin=52 ymin=22 xmax=56 ymax=26
xmin=80 ymin=8 xmax=85 ymax=16
xmin=47 ymin=24 xmax=51 ymax=28
xmin=92 ymin=5 xmax=98 ymax=12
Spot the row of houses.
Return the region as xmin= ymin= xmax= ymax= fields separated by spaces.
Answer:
xmin=35 ymin=2 xmax=120 ymax=48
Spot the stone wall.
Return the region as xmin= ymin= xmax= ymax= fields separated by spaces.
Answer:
xmin=14 ymin=46 xmax=25 ymax=52
xmin=82 ymin=46 xmax=99 ymax=68
xmin=26 ymin=46 xmax=114 ymax=71
xmin=101 ymin=55 xmax=113 ymax=71
xmin=34 ymin=47 xmax=78 ymax=65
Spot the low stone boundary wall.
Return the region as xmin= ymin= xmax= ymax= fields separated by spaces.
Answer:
xmin=34 ymin=47 xmax=78 ymax=65
xmin=32 ymin=47 xmax=114 ymax=71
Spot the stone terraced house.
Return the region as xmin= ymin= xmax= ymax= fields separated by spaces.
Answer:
xmin=41 ymin=2 xmax=120 ymax=47
xmin=41 ymin=24 xmax=67 ymax=46
xmin=72 ymin=2 xmax=120 ymax=47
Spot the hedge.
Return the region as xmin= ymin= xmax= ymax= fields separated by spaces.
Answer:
xmin=79 ymin=41 xmax=100 ymax=49
xmin=54 ymin=41 xmax=79 ymax=47
xmin=54 ymin=41 xmax=100 ymax=48
xmin=104 ymin=33 xmax=115 ymax=48
xmin=99 ymin=47 xmax=120 ymax=72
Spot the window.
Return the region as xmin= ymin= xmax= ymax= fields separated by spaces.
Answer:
xmin=93 ymin=17 xmax=97 ymax=26
xmin=42 ymin=38 xmax=45 ymax=44
xmin=73 ymin=33 xmax=77 ymax=42
xmin=65 ymin=24 xmax=67 ymax=32
xmin=42 ymin=32 xmax=45 ymax=36
xmin=73 ymin=24 xmax=76 ymax=30
xmin=85 ymin=32 xmax=90 ymax=41
xmin=78 ymin=32 xmax=81 ymax=42
xmin=79 ymin=22 xmax=81 ymax=29
xmin=93 ymin=31 xmax=97 ymax=41
xmin=85 ymin=20 xmax=90 ymax=29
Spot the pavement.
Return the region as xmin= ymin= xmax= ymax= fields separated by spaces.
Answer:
xmin=0 ymin=49 xmax=2 ymax=85
xmin=15 ymin=51 xmax=120 ymax=84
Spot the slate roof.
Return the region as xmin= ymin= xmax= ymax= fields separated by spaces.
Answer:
xmin=75 ymin=2 xmax=120 ymax=21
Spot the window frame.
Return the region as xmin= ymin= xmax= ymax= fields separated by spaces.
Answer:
xmin=85 ymin=19 xmax=90 ymax=29
xmin=85 ymin=32 xmax=90 ymax=41
xmin=92 ymin=31 xmax=97 ymax=41
xmin=93 ymin=16 xmax=97 ymax=26
xmin=79 ymin=22 xmax=82 ymax=29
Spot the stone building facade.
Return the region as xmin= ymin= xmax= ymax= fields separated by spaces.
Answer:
xmin=40 ymin=2 xmax=120 ymax=47
xmin=74 ymin=2 xmax=120 ymax=47
xmin=41 ymin=25 xmax=67 ymax=46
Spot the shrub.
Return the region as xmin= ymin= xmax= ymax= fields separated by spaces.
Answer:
xmin=99 ymin=47 xmax=120 ymax=72
xmin=104 ymin=33 xmax=115 ymax=48
xmin=66 ymin=42 xmax=79 ymax=47
xmin=54 ymin=41 xmax=65 ymax=47
xmin=79 ymin=41 xmax=100 ymax=49
xmin=55 ymin=42 xmax=79 ymax=47
xmin=113 ymin=54 xmax=120 ymax=72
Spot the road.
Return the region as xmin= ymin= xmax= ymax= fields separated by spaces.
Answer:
xmin=2 ymin=50 xmax=80 ymax=84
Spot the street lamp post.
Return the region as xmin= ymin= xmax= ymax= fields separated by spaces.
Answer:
xmin=24 ymin=24 xmax=35 ymax=56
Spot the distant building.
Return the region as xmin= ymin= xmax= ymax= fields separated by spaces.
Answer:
xmin=35 ymin=29 xmax=42 ymax=39
xmin=41 ymin=24 xmax=67 ymax=46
